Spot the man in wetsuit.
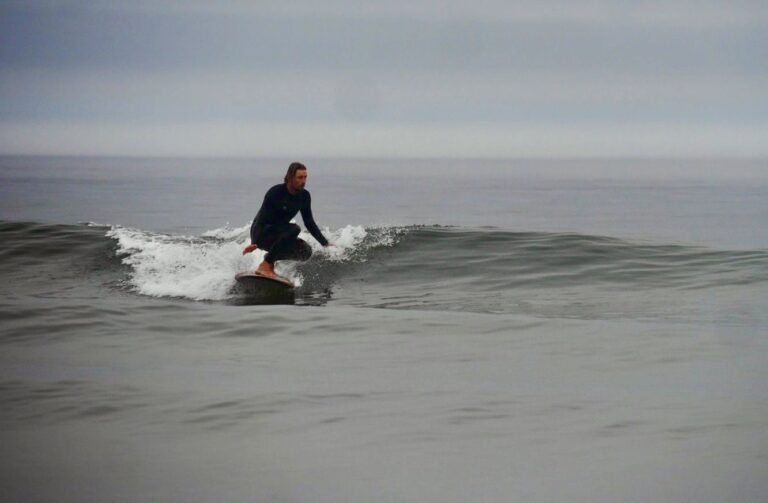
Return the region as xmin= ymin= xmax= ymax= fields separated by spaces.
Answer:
xmin=242 ymin=162 xmax=330 ymax=278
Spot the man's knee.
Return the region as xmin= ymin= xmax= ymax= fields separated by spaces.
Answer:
xmin=286 ymin=223 xmax=301 ymax=238
xmin=297 ymin=240 xmax=312 ymax=261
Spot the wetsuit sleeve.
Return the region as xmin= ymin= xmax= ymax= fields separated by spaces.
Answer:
xmin=250 ymin=207 xmax=264 ymax=245
xmin=300 ymin=193 xmax=329 ymax=246
xmin=250 ymin=223 xmax=260 ymax=245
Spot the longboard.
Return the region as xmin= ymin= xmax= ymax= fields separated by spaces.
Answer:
xmin=235 ymin=271 xmax=295 ymax=289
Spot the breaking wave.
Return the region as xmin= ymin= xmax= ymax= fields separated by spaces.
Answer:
xmin=2 ymin=220 xmax=767 ymax=319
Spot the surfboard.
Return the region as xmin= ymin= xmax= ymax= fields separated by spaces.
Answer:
xmin=235 ymin=271 xmax=295 ymax=289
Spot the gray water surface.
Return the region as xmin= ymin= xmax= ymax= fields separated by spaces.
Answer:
xmin=1 ymin=156 xmax=767 ymax=503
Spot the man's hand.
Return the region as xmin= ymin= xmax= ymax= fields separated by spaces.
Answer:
xmin=242 ymin=244 xmax=258 ymax=255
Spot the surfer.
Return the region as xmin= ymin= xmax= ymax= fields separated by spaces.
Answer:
xmin=242 ymin=162 xmax=331 ymax=278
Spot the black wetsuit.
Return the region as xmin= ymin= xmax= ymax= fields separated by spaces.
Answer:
xmin=250 ymin=183 xmax=328 ymax=264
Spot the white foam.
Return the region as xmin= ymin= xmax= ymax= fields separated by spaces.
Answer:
xmin=200 ymin=223 xmax=250 ymax=240
xmin=106 ymin=223 xmax=383 ymax=301
xmin=301 ymin=224 xmax=367 ymax=260
xmin=108 ymin=226 xmax=251 ymax=300
xmin=83 ymin=221 xmax=111 ymax=229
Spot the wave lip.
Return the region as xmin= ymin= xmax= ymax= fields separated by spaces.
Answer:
xmin=371 ymin=227 xmax=768 ymax=291
xmin=306 ymin=226 xmax=768 ymax=320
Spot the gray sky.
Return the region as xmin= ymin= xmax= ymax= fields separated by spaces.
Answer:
xmin=1 ymin=0 xmax=766 ymax=157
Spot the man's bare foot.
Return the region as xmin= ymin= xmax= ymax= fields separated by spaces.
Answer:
xmin=256 ymin=261 xmax=277 ymax=278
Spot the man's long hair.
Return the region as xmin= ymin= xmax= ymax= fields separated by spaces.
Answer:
xmin=284 ymin=162 xmax=307 ymax=184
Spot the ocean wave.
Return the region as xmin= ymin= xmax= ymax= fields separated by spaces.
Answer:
xmin=106 ymin=222 xmax=383 ymax=301
xmin=2 ymin=220 xmax=767 ymax=310
xmin=0 ymin=220 xmax=113 ymax=261
xmin=380 ymin=227 xmax=768 ymax=291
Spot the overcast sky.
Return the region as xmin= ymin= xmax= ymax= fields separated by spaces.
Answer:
xmin=1 ymin=0 xmax=766 ymax=157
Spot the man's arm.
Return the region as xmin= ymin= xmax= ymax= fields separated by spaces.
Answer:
xmin=300 ymin=193 xmax=329 ymax=246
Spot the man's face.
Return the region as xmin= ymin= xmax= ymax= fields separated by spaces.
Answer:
xmin=290 ymin=169 xmax=307 ymax=192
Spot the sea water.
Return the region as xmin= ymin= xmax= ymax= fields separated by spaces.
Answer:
xmin=1 ymin=156 xmax=767 ymax=502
